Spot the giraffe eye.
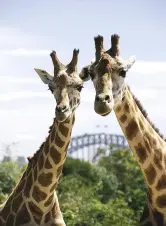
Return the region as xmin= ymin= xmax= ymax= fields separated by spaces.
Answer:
xmin=76 ymin=85 xmax=84 ymax=92
xmin=119 ymin=70 xmax=126 ymax=77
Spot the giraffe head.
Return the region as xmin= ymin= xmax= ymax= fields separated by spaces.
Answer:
xmin=89 ymin=34 xmax=136 ymax=116
xmin=35 ymin=49 xmax=89 ymax=122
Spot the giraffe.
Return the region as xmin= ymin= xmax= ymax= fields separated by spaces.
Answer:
xmin=0 ymin=49 xmax=89 ymax=226
xmin=88 ymin=34 xmax=166 ymax=225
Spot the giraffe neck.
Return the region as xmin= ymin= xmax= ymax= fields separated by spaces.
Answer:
xmin=114 ymin=87 xmax=166 ymax=225
xmin=0 ymin=114 xmax=75 ymax=226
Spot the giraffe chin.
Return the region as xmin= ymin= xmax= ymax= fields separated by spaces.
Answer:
xmin=94 ymin=104 xmax=112 ymax=116
xmin=56 ymin=111 xmax=70 ymax=122
xmin=101 ymin=111 xmax=111 ymax=116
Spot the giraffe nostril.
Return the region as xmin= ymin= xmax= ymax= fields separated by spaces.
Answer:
xmin=104 ymin=95 xmax=110 ymax=102
xmin=56 ymin=105 xmax=68 ymax=113
xmin=56 ymin=106 xmax=61 ymax=112
xmin=95 ymin=95 xmax=111 ymax=103
xmin=95 ymin=96 xmax=101 ymax=102
xmin=62 ymin=106 xmax=67 ymax=111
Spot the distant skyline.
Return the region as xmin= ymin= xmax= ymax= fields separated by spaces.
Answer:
xmin=0 ymin=0 xmax=166 ymax=157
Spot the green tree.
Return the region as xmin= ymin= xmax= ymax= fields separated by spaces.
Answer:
xmin=0 ymin=161 xmax=21 ymax=204
xmin=60 ymin=157 xmax=118 ymax=202
xmin=98 ymin=148 xmax=147 ymax=219
xmin=75 ymin=198 xmax=137 ymax=226
xmin=0 ymin=149 xmax=146 ymax=225
xmin=0 ymin=161 xmax=20 ymax=194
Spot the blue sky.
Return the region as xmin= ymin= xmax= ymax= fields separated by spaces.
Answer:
xmin=0 ymin=0 xmax=166 ymax=158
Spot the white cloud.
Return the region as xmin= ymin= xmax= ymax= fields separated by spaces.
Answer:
xmin=0 ymin=91 xmax=50 ymax=102
xmin=130 ymin=88 xmax=159 ymax=101
xmin=15 ymin=133 xmax=38 ymax=141
xmin=1 ymin=48 xmax=50 ymax=56
xmin=83 ymin=57 xmax=166 ymax=75
xmin=0 ymin=27 xmax=35 ymax=50
xmin=0 ymin=76 xmax=39 ymax=84
xmin=130 ymin=61 xmax=166 ymax=74
xmin=81 ymin=85 xmax=95 ymax=103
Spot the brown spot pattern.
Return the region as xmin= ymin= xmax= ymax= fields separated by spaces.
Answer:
xmin=64 ymin=117 xmax=70 ymax=124
xmin=38 ymin=172 xmax=53 ymax=187
xmin=147 ymin=187 xmax=153 ymax=203
xmin=50 ymin=183 xmax=57 ymax=192
xmin=12 ymin=193 xmax=23 ymax=213
xmin=38 ymin=153 xmax=44 ymax=171
xmin=144 ymin=164 xmax=156 ymax=185
xmin=65 ymin=140 xmax=70 ymax=151
xmin=124 ymin=102 xmax=130 ymax=113
xmin=50 ymin=146 xmax=61 ymax=164
xmin=15 ymin=178 xmax=26 ymax=195
xmin=57 ymin=165 xmax=64 ymax=178
xmin=59 ymin=123 xmax=69 ymax=137
xmin=6 ymin=213 xmax=15 ymax=226
xmin=44 ymin=138 xmax=50 ymax=155
xmin=156 ymin=195 xmax=166 ymax=208
xmin=24 ymin=171 xmax=33 ymax=197
xmin=0 ymin=204 xmax=11 ymax=220
xmin=33 ymin=166 xmax=38 ymax=181
xmin=55 ymin=133 xmax=65 ymax=148
xmin=51 ymin=202 xmax=57 ymax=218
xmin=51 ymin=126 xmax=55 ymax=142
xmin=116 ymin=106 xmax=121 ymax=113
xmin=33 ymin=216 xmax=41 ymax=225
xmin=125 ymin=120 xmax=139 ymax=141
xmin=144 ymin=222 xmax=153 ymax=226
xmin=156 ymin=174 xmax=166 ymax=191
xmin=44 ymin=194 xmax=54 ymax=207
xmin=0 ymin=219 xmax=4 ymax=226
xmin=15 ymin=204 xmax=31 ymax=225
xmin=44 ymin=211 xmax=52 ymax=223
xmin=72 ymin=115 xmax=75 ymax=125
xmin=28 ymin=201 xmax=43 ymax=224
xmin=152 ymin=208 xmax=164 ymax=225
xmin=32 ymin=185 xmax=47 ymax=202
xmin=144 ymin=135 xmax=151 ymax=153
xmin=144 ymin=132 xmax=155 ymax=149
xmin=119 ymin=114 xmax=127 ymax=123
xmin=45 ymin=158 xmax=52 ymax=169
xmin=134 ymin=143 xmax=147 ymax=163
xmin=154 ymin=149 xmax=163 ymax=170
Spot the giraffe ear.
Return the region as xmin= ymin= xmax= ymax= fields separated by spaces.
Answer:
xmin=79 ymin=65 xmax=91 ymax=81
xmin=34 ymin=68 xmax=53 ymax=84
xmin=125 ymin=56 xmax=136 ymax=70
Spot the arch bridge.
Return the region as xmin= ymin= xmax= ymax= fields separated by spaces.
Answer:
xmin=68 ymin=133 xmax=128 ymax=162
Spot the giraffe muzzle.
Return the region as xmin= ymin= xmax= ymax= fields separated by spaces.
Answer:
xmin=56 ymin=105 xmax=69 ymax=113
xmin=94 ymin=93 xmax=113 ymax=116
xmin=55 ymin=105 xmax=70 ymax=122
xmin=94 ymin=103 xmax=113 ymax=116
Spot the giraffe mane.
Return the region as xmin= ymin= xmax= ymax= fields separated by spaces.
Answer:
xmin=128 ymin=86 xmax=166 ymax=142
xmin=27 ymin=143 xmax=44 ymax=164
xmin=27 ymin=118 xmax=55 ymax=164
